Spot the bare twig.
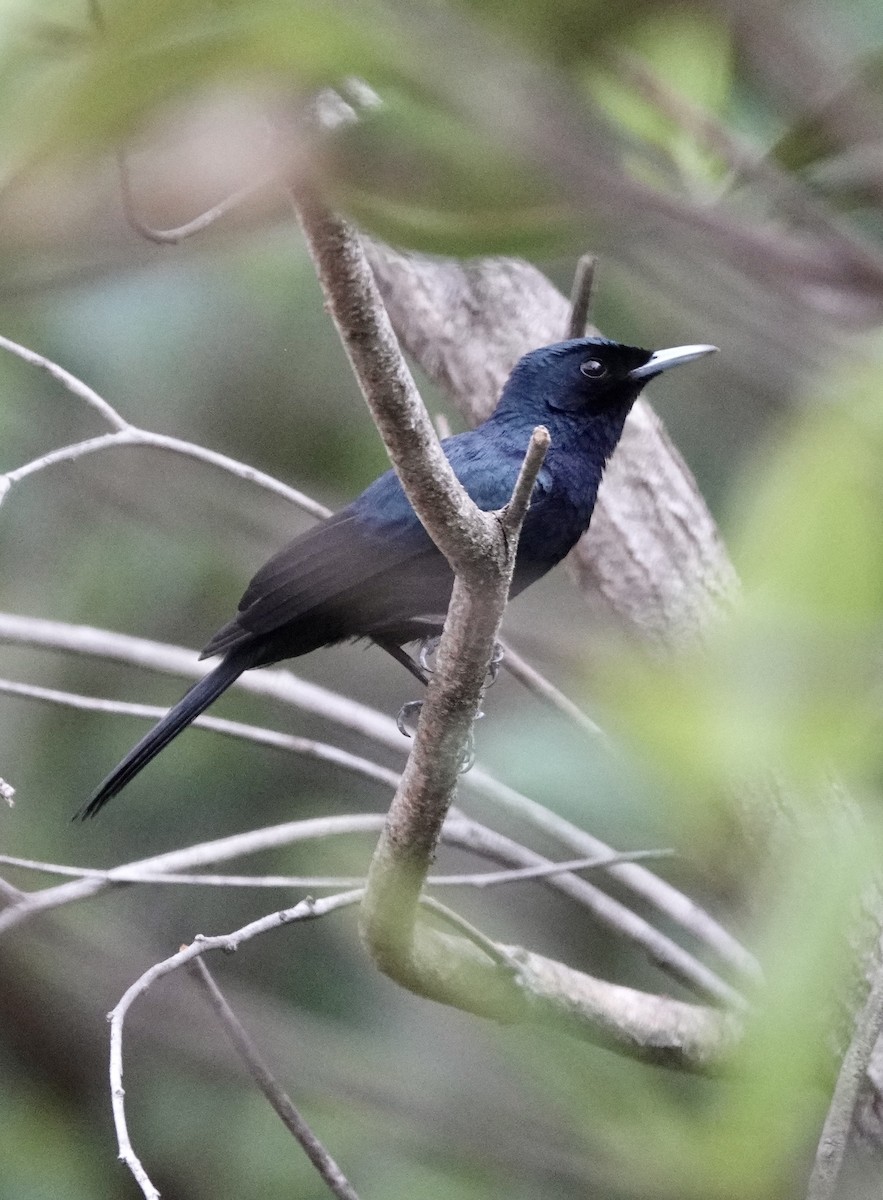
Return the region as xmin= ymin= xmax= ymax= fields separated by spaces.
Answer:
xmin=566 ymin=253 xmax=598 ymax=339
xmin=0 ymin=815 xmax=384 ymax=937
xmin=117 ymin=151 xmax=274 ymax=245
xmin=443 ymin=816 xmax=746 ymax=1010
xmin=417 ymin=894 xmax=522 ymax=971
xmin=0 ymin=332 xmax=127 ymax=428
xmin=0 ymin=846 xmax=671 ymax=892
xmin=0 ymin=876 xmax=24 ymax=903
xmin=108 ymin=890 xmax=364 ymax=1200
xmin=806 ymin=958 xmax=883 ymax=1200
xmin=1 ymin=424 xmax=329 ymax=520
xmin=0 ymin=333 xmax=329 ymax=517
xmin=0 ymin=613 xmax=757 ymax=982
xmin=0 ymin=613 xmax=397 ymax=748
xmin=497 ymin=638 xmax=605 ymax=739
xmin=0 ymin=677 xmax=400 ymax=791
xmin=188 ymin=957 xmax=361 ymax=1200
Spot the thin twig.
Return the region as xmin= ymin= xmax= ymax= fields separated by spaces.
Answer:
xmin=188 ymin=957 xmax=361 ymax=1200
xmin=497 ymin=638 xmax=605 ymax=738
xmin=117 ymin=151 xmax=274 ymax=246
xmin=0 ymin=816 xmax=383 ymax=937
xmin=2 ymin=424 xmax=329 ymax=520
xmin=0 ymin=847 xmax=671 ymax=891
xmin=0 ymin=613 xmax=758 ymax=983
xmin=0 ymin=876 xmax=24 ymax=903
xmin=566 ymin=254 xmax=597 ymax=339
xmin=0 ymin=332 xmax=128 ymax=429
xmin=433 ymin=847 xmax=674 ymax=887
xmin=0 ymin=334 xmax=329 ymax=517
xmin=444 ymin=816 xmax=746 ymax=1010
xmin=499 ymin=425 xmax=550 ymax=536
xmin=0 ymin=677 xmax=400 ymax=790
xmin=91 ymin=0 xmax=274 ymax=249
xmin=806 ymin=957 xmax=883 ymax=1200
xmin=464 ymin=763 xmax=761 ymax=985
xmin=418 ymin=894 xmax=522 ymax=971
xmin=108 ymin=891 xmax=364 ymax=1200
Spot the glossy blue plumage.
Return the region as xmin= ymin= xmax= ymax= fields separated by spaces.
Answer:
xmin=81 ymin=336 xmax=685 ymax=816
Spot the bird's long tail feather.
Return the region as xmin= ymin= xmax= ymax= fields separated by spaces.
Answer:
xmin=77 ymin=649 xmax=256 ymax=820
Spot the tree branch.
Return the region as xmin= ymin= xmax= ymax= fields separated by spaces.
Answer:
xmin=108 ymin=890 xmax=364 ymax=1200
xmin=806 ymin=954 xmax=883 ymax=1200
xmin=0 ymin=613 xmax=756 ymax=981
xmin=188 ymin=956 xmax=361 ymax=1200
xmin=283 ymin=195 xmax=748 ymax=1032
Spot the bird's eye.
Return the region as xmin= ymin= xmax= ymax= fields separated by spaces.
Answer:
xmin=579 ymin=358 xmax=607 ymax=380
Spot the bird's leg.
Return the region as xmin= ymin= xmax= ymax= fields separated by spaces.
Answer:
xmin=393 ymin=638 xmax=496 ymax=770
xmin=396 ymin=702 xmax=482 ymax=774
xmin=374 ymin=637 xmax=431 ymax=685
xmin=418 ymin=636 xmax=501 ymax=683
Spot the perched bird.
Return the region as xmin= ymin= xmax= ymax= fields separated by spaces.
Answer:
xmin=80 ymin=336 xmax=715 ymax=818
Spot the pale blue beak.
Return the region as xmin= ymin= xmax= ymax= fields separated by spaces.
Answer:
xmin=628 ymin=344 xmax=718 ymax=382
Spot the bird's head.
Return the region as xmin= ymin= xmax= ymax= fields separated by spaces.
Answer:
xmin=496 ymin=337 xmax=716 ymax=426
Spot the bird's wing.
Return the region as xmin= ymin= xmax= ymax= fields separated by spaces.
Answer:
xmin=202 ymin=437 xmax=550 ymax=661
xmin=200 ymin=493 xmax=442 ymax=658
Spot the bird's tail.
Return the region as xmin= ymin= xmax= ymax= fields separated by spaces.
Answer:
xmin=77 ymin=648 xmax=256 ymax=820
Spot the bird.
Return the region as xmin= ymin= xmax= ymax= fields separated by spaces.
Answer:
xmin=79 ymin=336 xmax=716 ymax=818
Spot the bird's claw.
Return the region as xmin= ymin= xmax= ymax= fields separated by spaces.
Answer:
xmin=418 ymin=637 xmax=503 ymax=686
xmin=458 ymin=717 xmax=482 ymax=773
xmin=396 ymin=700 xmax=481 ymax=772
xmin=396 ymin=699 xmax=423 ymax=737
xmin=419 ymin=636 xmax=440 ymax=675
xmin=486 ymin=642 xmax=505 ymax=687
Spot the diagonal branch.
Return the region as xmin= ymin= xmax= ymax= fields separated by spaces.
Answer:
xmin=188 ymin=956 xmax=361 ymax=1200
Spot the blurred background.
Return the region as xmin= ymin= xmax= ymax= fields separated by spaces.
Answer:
xmin=2 ymin=1 xmax=883 ymax=1197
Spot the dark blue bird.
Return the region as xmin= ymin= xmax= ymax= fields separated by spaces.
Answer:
xmin=80 ymin=336 xmax=715 ymax=817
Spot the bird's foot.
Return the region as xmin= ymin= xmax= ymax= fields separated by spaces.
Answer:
xmin=396 ymin=699 xmax=424 ymax=737
xmin=396 ymin=699 xmax=481 ymax=773
xmin=458 ymin=714 xmax=483 ymax=773
xmin=418 ymin=637 xmax=503 ymax=686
